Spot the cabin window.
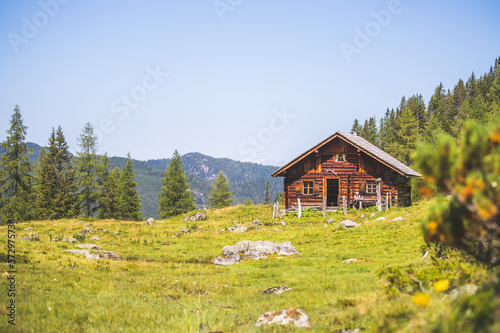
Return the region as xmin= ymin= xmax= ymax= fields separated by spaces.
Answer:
xmin=303 ymin=181 xmax=314 ymax=195
xmin=366 ymin=181 xmax=377 ymax=193
xmin=335 ymin=154 xmax=346 ymax=162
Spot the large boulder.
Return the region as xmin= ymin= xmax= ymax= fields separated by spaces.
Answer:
xmin=255 ymin=307 xmax=310 ymax=328
xmin=185 ymin=211 xmax=207 ymax=222
xmin=213 ymin=240 xmax=300 ymax=266
xmin=144 ymin=218 xmax=156 ymax=225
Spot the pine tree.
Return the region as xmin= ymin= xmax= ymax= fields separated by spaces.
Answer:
xmin=244 ymin=197 xmax=252 ymax=205
xmin=208 ymin=170 xmax=233 ymax=209
xmin=35 ymin=127 xmax=78 ymax=220
xmin=76 ymin=122 xmax=100 ymax=217
xmin=264 ymin=181 xmax=270 ymax=204
xmin=0 ymin=105 xmax=34 ymax=223
xmin=158 ymin=150 xmax=196 ymax=218
xmin=350 ymin=119 xmax=362 ymax=135
xmin=97 ymin=154 xmax=120 ymax=219
xmin=119 ymin=154 xmax=142 ymax=221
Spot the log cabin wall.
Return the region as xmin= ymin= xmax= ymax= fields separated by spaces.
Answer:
xmin=283 ymin=137 xmax=404 ymax=211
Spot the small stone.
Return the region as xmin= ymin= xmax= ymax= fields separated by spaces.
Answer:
xmin=144 ymin=217 xmax=156 ymax=225
xmin=76 ymin=220 xmax=85 ymax=223
xmin=255 ymin=307 xmax=310 ymax=328
xmin=114 ymin=232 xmax=119 ymax=235
xmin=89 ymin=236 xmax=99 ymax=241
xmin=24 ymin=227 xmax=33 ymax=231
xmin=370 ymin=213 xmax=376 ymax=217
xmin=280 ymin=221 xmax=287 ymax=226
xmin=233 ymin=226 xmax=248 ymax=233
xmin=360 ymin=214 xmax=366 ymax=218
xmin=75 ymin=244 xmax=102 ymax=250
xmin=62 ymin=236 xmax=77 ymax=243
xmin=392 ymin=217 xmax=403 ymax=221
xmin=259 ymin=286 xmax=292 ymax=295
xmin=324 ymin=224 xmax=328 ymax=227
xmin=376 ymin=217 xmax=386 ymax=221
xmin=81 ymin=228 xmax=94 ymax=235
xmin=327 ymin=218 xmax=335 ymax=224
xmin=343 ymin=258 xmax=358 ymax=263
xmin=180 ymin=228 xmax=190 ymax=234
xmin=340 ymin=220 xmax=360 ymax=229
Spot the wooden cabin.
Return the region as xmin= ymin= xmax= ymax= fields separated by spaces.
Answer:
xmin=271 ymin=131 xmax=421 ymax=212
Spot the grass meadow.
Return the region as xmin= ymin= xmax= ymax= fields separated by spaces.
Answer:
xmin=0 ymin=202 xmax=495 ymax=332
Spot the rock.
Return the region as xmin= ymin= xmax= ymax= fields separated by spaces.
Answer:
xmin=280 ymin=221 xmax=287 ymax=226
xmin=75 ymin=244 xmax=102 ymax=250
xmin=360 ymin=214 xmax=366 ymax=218
xmin=63 ymin=249 xmax=122 ymax=260
xmin=447 ymin=284 xmax=479 ymax=300
xmin=51 ymin=237 xmax=59 ymax=242
xmin=185 ymin=211 xmax=207 ymax=222
xmin=343 ymin=258 xmax=358 ymax=263
xmin=180 ymin=228 xmax=190 ymax=234
xmin=327 ymin=218 xmax=335 ymax=224
xmin=89 ymin=236 xmax=99 ymax=241
xmin=213 ymin=240 xmax=300 ymax=266
xmin=23 ymin=233 xmax=39 ymax=241
xmin=255 ymin=307 xmax=310 ymax=328
xmin=233 ymin=226 xmax=248 ymax=233
xmin=259 ymin=286 xmax=292 ymax=295
xmin=370 ymin=213 xmax=376 ymax=217
xmin=76 ymin=220 xmax=85 ymax=223
xmin=80 ymin=228 xmax=94 ymax=235
xmin=144 ymin=217 xmax=156 ymax=225
xmin=376 ymin=217 xmax=386 ymax=221
xmin=114 ymin=232 xmax=119 ymax=235
xmin=97 ymin=251 xmax=122 ymax=260
xmin=63 ymin=250 xmax=100 ymax=259
xmin=227 ymin=226 xmax=236 ymax=232
xmin=324 ymin=224 xmax=328 ymax=227
xmin=24 ymin=228 xmax=32 ymax=231
xmin=392 ymin=217 xmax=403 ymax=221
xmin=62 ymin=236 xmax=77 ymax=243
xmin=340 ymin=220 xmax=360 ymax=229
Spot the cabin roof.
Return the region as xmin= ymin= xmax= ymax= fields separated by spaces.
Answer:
xmin=271 ymin=131 xmax=422 ymax=178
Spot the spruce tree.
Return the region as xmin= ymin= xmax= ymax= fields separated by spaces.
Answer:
xmin=158 ymin=150 xmax=196 ymax=218
xmin=76 ymin=122 xmax=100 ymax=217
xmin=244 ymin=197 xmax=252 ymax=205
xmin=119 ymin=153 xmax=142 ymax=221
xmin=264 ymin=181 xmax=270 ymax=204
xmin=97 ymin=154 xmax=120 ymax=219
xmin=0 ymin=105 xmax=34 ymax=223
xmin=35 ymin=127 xmax=78 ymax=219
xmin=208 ymin=170 xmax=233 ymax=209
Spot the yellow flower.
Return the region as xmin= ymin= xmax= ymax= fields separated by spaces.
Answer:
xmin=427 ymin=221 xmax=438 ymax=231
xmin=413 ymin=293 xmax=430 ymax=307
xmin=434 ymin=279 xmax=449 ymax=292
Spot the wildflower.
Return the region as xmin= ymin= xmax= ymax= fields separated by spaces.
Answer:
xmin=434 ymin=280 xmax=449 ymax=292
xmin=413 ymin=293 xmax=430 ymax=307
xmin=427 ymin=221 xmax=437 ymax=231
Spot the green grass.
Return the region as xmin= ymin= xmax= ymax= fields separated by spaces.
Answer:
xmin=0 ymin=202 xmax=494 ymax=332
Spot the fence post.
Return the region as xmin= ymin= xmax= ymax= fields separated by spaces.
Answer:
xmin=298 ymin=198 xmax=302 ymax=219
xmin=322 ymin=196 xmax=327 ymax=217
xmin=343 ymin=195 xmax=347 ymax=215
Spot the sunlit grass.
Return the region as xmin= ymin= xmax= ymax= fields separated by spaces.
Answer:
xmin=0 ymin=201 xmax=469 ymax=332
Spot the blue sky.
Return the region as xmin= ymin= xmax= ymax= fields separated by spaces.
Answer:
xmin=1 ymin=0 xmax=499 ymax=165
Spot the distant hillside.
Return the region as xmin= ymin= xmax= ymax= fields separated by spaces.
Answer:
xmin=1 ymin=143 xmax=282 ymax=219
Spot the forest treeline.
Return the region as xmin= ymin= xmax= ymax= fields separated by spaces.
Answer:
xmin=0 ymin=112 xmax=143 ymax=223
xmin=351 ymin=57 xmax=500 ymax=166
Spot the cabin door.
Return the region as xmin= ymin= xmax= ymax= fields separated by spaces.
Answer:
xmin=326 ymin=178 xmax=339 ymax=206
